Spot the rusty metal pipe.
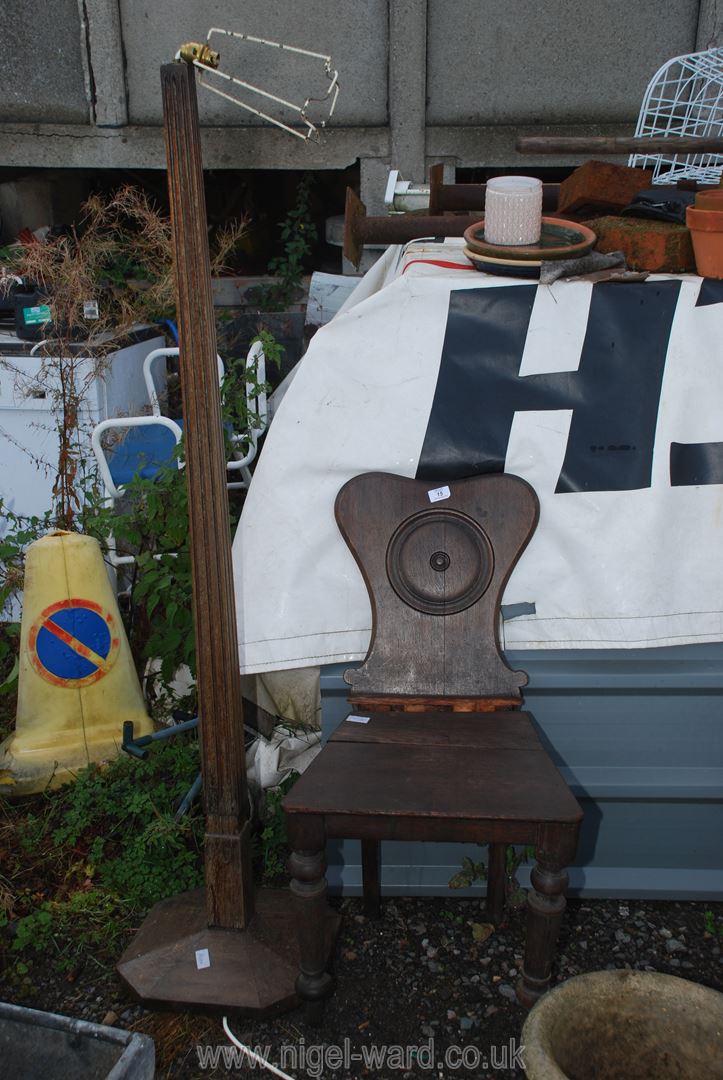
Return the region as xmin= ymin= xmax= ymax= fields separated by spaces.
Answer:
xmin=344 ymin=188 xmax=482 ymax=268
xmin=428 ymin=163 xmax=559 ymax=213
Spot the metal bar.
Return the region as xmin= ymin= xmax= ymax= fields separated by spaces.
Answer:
xmin=428 ymin=163 xmax=560 ymax=213
xmin=344 ymin=187 xmax=483 ymax=268
xmin=175 ymin=772 xmax=204 ymax=821
xmin=160 ymin=60 xmax=254 ymax=930
xmin=517 ymin=135 xmax=723 ymax=155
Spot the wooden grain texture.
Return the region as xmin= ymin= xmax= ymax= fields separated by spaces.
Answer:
xmin=336 ymin=472 xmax=538 ymax=700
xmin=161 ymin=62 xmax=253 ymax=929
xmin=330 ymin=711 xmax=543 ymax=749
xmin=284 ymin=742 xmax=582 ymax=823
xmin=118 ymin=888 xmax=297 ymax=1014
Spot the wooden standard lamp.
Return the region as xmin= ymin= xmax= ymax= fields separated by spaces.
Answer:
xmin=117 ymin=55 xmax=337 ymax=1016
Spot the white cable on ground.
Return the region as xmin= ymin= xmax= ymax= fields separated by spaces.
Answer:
xmin=222 ymin=1017 xmax=298 ymax=1080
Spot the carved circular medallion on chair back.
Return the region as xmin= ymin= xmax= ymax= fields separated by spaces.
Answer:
xmin=386 ymin=509 xmax=494 ymax=615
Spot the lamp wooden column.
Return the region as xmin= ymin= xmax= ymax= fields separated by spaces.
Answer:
xmin=117 ymin=58 xmax=336 ymax=1016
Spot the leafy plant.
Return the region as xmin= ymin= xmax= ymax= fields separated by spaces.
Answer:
xmin=449 ymin=854 xmax=488 ymax=890
xmin=0 ymin=505 xmax=54 ymax=698
xmin=255 ymin=771 xmax=299 ymax=883
xmin=0 ymin=244 xmax=24 ymax=268
xmin=505 ymin=845 xmax=535 ymax=910
xmin=448 ymin=844 xmax=535 ymax=912
xmin=10 ymin=890 xmax=129 ymax=975
xmin=249 ymin=176 xmax=317 ymax=311
xmin=0 ymin=321 xmax=274 ymax=711
xmin=0 ymin=505 xmax=54 ymax=614
xmin=704 ymin=909 xmax=723 ymax=938
xmin=0 ymin=737 xmax=204 ymax=977
xmin=0 ymin=624 xmax=20 ymax=703
xmin=220 ymin=330 xmax=279 ymax=457
xmin=25 ymin=739 xmax=203 ymax=909
xmin=93 ymin=462 xmax=195 ymax=693
xmin=2 ymin=187 xmax=246 ymax=345
xmin=440 ymin=908 xmax=464 ymax=925
xmin=0 ymin=186 xmax=246 ymax=527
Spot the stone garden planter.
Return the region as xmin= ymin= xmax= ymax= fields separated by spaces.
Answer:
xmin=0 ymin=1001 xmax=154 ymax=1079
xmin=521 ymin=969 xmax=723 ymax=1080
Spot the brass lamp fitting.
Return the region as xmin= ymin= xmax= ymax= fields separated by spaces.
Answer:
xmin=178 ymin=42 xmax=220 ymax=69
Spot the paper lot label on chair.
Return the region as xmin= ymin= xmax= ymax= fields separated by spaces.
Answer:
xmin=28 ymin=599 xmax=120 ymax=688
xmin=233 ymin=249 xmax=723 ymax=671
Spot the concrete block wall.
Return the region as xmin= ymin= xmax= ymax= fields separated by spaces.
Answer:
xmin=0 ymin=0 xmax=721 ymax=207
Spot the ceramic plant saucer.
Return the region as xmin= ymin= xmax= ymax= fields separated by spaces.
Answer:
xmin=463 ymin=246 xmax=542 ymax=278
xmin=463 ymin=217 xmax=597 ymax=263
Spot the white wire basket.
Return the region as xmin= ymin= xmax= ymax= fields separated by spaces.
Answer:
xmin=629 ymin=47 xmax=723 ymax=184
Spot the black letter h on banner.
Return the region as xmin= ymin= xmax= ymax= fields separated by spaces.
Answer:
xmin=417 ymin=281 xmax=681 ymax=493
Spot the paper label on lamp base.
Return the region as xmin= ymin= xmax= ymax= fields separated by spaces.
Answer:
xmin=195 ymin=947 xmax=211 ymax=969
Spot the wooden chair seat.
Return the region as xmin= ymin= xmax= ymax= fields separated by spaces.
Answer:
xmin=283 ymin=472 xmax=582 ymax=1019
xmin=286 ymin=714 xmax=580 ymax=826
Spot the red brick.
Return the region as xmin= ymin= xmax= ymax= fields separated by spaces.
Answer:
xmin=559 ymin=160 xmax=653 ymax=218
xmin=584 ymin=216 xmax=695 ymax=273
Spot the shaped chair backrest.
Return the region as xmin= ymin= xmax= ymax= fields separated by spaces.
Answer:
xmin=335 ymin=471 xmax=539 ymax=706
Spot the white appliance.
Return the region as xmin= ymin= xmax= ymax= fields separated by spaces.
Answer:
xmin=0 ymin=330 xmax=165 ymax=528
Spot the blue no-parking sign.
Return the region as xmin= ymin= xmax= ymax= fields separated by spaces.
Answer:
xmin=28 ymin=599 xmax=120 ymax=688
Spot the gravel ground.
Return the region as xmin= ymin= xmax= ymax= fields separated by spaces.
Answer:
xmin=2 ymin=894 xmax=722 ymax=1079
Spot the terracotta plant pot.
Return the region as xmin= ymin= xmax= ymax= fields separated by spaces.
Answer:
xmin=686 ymin=205 xmax=723 ymax=278
xmin=695 ymin=190 xmax=723 ymax=211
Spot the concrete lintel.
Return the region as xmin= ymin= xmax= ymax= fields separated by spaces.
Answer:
xmin=696 ymin=0 xmax=723 ymax=48
xmin=359 ymin=156 xmax=393 ymax=215
xmin=427 ymin=122 xmax=639 ymax=168
xmin=389 ymin=0 xmax=428 ymax=182
xmin=82 ymin=0 xmax=128 ymax=127
xmin=0 ymin=124 xmax=390 ymax=171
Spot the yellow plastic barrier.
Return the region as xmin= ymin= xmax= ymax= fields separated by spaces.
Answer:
xmin=0 ymin=531 xmax=153 ymax=796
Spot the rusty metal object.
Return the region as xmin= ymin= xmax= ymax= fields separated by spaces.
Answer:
xmin=428 ymin=163 xmax=559 ymax=214
xmin=344 ymin=188 xmax=483 ymax=268
xmin=517 ymin=135 xmax=723 ymax=155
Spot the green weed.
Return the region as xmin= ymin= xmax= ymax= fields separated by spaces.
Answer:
xmin=255 ymin=772 xmax=299 ymax=883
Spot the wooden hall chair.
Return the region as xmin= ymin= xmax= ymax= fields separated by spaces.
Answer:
xmin=282 ymin=471 xmax=582 ymax=1018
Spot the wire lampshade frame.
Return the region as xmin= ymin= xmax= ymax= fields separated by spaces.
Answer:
xmin=189 ymin=27 xmax=339 ymax=141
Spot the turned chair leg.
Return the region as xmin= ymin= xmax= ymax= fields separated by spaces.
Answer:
xmin=486 ymin=843 xmax=507 ymax=925
xmin=289 ymin=846 xmax=333 ymax=1024
xmin=518 ymin=825 xmax=578 ymax=1008
xmin=361 ymin=839 xmax=381 ymax=918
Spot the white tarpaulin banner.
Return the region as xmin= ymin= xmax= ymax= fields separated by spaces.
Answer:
xmin=233 ymin=239 xmax=723 ymax=675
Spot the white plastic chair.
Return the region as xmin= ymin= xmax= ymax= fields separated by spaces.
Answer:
xmin=226 ymin=339 xmax=268 ymax=490
xmin=91 ymin=414 xmax=184 ymax=568
xmin=91 ymin=341 xmax=269 ymax=567
xmin=142 ymin=345 xmax=267 ymax=488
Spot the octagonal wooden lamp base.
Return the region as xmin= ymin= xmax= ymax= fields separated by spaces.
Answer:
xmin=118 ymin=887 xmax=340 ymax=1017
